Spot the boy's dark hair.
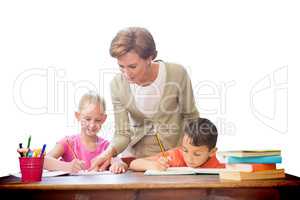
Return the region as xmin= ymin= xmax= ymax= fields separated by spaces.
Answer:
xmin=184 ymin=118 xmax=218 ymax=150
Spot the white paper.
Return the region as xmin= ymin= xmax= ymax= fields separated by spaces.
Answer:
xmin=11 ymin=170 xmax=69 ymax=178
xmin=70 ymin=170 xmax=113 ymax=176
xmin=0 ymin=171 xmax=10 ymax=178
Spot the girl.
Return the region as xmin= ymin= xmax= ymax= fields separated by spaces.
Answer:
xmin=44 ymin=91 xmax=127 ymax=173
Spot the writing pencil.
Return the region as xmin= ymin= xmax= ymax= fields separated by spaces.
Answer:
xmin=25 ymin=135 xmax=31 ymax=157
xmin=155 ymin=132 xmax=167 ymax=157
xmin=66 ymin=138 xmax=78 ymax=160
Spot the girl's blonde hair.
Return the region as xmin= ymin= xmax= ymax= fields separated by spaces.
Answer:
xmin=78 ymin=91 xmax=106 ymax=112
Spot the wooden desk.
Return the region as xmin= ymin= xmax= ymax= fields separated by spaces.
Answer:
xmin=1 ymin=172 xmax=300 ymax=200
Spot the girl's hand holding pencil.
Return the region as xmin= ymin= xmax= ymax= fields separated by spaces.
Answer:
xmin=65 ymin=138 xmax=85 ymax=173
xmin=66 ymin=159 xmax=85 ymax=173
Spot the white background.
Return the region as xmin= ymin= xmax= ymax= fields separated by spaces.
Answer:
xmin=0 ymin=0 xmax=299 ymax=176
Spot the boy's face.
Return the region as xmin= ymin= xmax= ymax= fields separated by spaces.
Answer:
xmin=181 ymin=135 xmax=216 ymax=168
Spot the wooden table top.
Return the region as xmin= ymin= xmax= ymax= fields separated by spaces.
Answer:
xmin=1 ymin=172 xmax=300 ymax=190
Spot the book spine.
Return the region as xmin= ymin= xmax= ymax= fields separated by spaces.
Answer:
xmin=226 ymin=163 xmax=276 ymax=172
xmin=226 ymin=156 xmax=282 ymax=164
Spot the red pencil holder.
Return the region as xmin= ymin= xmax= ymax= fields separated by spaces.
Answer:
xmin=19 ymin=157 xmax=44 ymax=182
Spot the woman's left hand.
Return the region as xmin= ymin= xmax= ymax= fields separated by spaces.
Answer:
xmin=109 ymin=157 xmax=128 ymax=174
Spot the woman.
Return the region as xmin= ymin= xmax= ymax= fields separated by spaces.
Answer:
xmin=89 ymin=27 xmax=199 ymax=171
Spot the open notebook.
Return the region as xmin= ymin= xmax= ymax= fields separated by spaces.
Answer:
xmin=144 ymin=167 xmax=227 ymax=176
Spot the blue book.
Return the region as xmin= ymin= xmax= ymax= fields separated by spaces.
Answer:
xmin=226 ymin=155 xmax=282 ymax=164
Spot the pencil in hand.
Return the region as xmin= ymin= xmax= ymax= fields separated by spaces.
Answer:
xmin=66 ymin=138 xmax=78 ymax=159
xmin=155 ymin=132 xmax=167 ymax=158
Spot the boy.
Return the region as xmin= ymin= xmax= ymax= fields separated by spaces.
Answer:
xmin=129 ymin=118 xmax=224 ymax=171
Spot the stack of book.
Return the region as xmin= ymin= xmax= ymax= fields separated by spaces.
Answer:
xmin=217 ymin=150 xmax=285 ymax=181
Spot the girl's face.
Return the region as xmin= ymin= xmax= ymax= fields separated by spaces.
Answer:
xmin=117 ymin=50 xmax=152 ymax=85
xmin=75 ymin=103 xmax=106 ymax=137
xmin=181 ymin=135 xmax=216 ymax=168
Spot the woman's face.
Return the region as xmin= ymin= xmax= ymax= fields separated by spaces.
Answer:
xmin=117 ymin=51 xmax=152 ymax=85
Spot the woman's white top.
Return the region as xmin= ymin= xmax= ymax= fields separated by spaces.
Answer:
xmin=129 ymin=62 xmax=166 ymax=118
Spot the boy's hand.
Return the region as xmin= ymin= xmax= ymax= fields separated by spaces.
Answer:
xmin=67 ymin=159 xmax=85 ymax=173
xmin=109 ymin=157 xmax=128 ymax=174
xmin=149 ymin=156 xmax=170 ymax=171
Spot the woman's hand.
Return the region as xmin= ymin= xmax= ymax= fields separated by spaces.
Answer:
xmin=109 ymin=157 xmax=128 ymax=174
xmin=89 ymin=147 xmax=116 ymax=171
xmin=89 ymin=156 xmax=111 ymax=171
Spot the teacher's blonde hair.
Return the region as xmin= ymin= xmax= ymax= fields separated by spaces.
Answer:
xmin=110 ymin=27 xmax=157 ymax=60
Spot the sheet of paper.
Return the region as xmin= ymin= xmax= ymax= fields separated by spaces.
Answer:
xmin=193 ymin=168 xmax=227 ymax=174
xmin=42 ymin=170 xmax=69 ymax=177
xmin=144 ymin=167 xmax=226 ymax=176
xmin=144 ymin=167 xmax=196 ymax=176
xmin=0 ymin=171 xmax=10 ymax=178
xmin=11 ymin=170 xmax=69 ymax=178
xmin=12 ymin=170 xmax=113 ymax=178
xmin=70 ymin=170 xmax=113 ymax=176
